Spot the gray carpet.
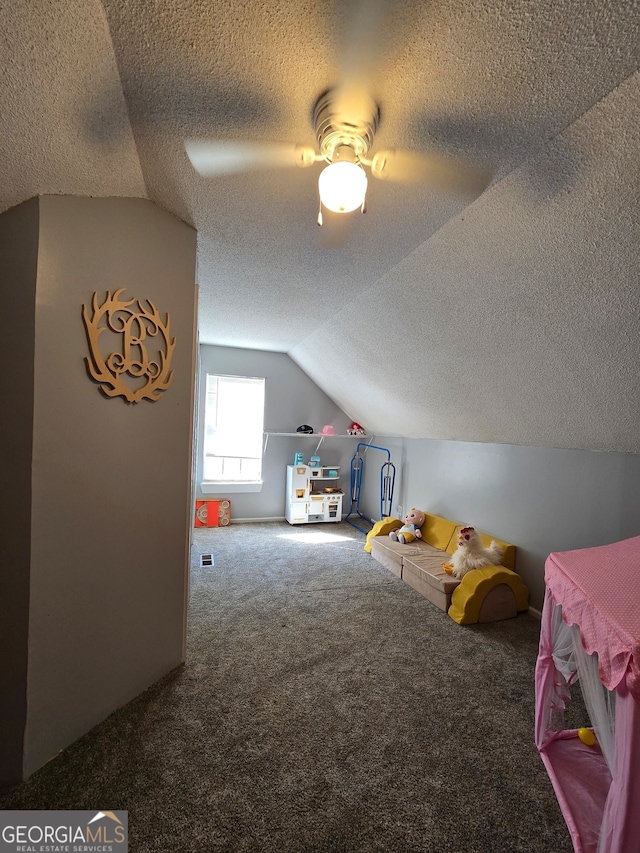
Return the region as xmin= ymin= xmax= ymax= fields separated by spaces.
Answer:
xmin=1 ymin=521 xmax=577 ymax=852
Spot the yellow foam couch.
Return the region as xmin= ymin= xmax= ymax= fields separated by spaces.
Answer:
xmin=366 ymin=513 xmax=529 ymax=625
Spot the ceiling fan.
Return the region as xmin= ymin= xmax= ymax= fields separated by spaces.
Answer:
xmin=185 ymin=4 xmax=491 ymax=228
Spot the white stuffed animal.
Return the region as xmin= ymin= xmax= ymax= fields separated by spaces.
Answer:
xmin=443 ymin=526 xmax=503 ymax=579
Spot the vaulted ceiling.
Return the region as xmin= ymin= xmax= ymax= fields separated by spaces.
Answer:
xmin=2 ymin=0 xmax=639 ymax=451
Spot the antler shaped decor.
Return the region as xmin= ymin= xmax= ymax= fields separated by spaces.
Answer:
xmin=82 ymin=289 xmax=176 ymax=403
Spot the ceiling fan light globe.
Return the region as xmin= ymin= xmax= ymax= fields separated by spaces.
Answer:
xmin=318 ymin=161 xmax=368 ymax=213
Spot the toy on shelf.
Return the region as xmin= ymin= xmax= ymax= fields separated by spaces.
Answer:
xmin=347 ymin=422 xmax=365 ymax=435
xmin=320 ymin=424 xmax=335 ymax=435
xmin=296 ymin=424 xmax=314 ymax=434
xmin=308 ymin=455 xmax=321 ymax=468
xmin=389 ymin=509 xmax=425 ymax=544
xmin=294 ymin=452 xmax=305 ymax=465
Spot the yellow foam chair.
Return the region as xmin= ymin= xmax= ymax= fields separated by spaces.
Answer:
xmin=364 ymin=517 xmax=402 ymax=553
xmin=448 ymin=565 xmax=529 ymax=625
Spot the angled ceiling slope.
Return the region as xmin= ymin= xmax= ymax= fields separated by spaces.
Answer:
xmin=2 ymin=0 xmax=639 ymax=452
xmin=0 ymin=0 xmax=145 ymax=212
xmin=291 ymin=71 xmax=640 ymax=453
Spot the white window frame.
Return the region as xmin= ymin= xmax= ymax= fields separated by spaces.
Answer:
xmin=201 ymin=373 xmax=265 ymax=494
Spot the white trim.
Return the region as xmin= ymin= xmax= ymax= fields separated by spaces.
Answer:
xmin=528 ymin=605 xmax=542 ymax=620
xmin=231 ymin=516 xmax=286 ymax=523
xmin=201 ymin=481 xmax=263 ymax=494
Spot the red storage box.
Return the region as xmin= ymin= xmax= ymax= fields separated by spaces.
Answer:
xmin=194 ymin=499 xmax=231 ymax=527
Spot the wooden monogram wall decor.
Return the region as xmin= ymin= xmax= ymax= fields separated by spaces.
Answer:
xmin=82 ymin=289 xmax=176 ymax=403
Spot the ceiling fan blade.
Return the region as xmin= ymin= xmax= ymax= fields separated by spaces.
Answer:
xmin=370 ymin=149 xmax=492 ymax=197
xmin=185 ymin=140 xmax=317 ymax=177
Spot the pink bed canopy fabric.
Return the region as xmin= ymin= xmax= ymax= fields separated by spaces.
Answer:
xmin=535 ymin=535 xmax=640 ymax=853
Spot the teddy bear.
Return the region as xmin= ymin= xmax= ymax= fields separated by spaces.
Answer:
xmin=389 ymin=508 xmax=425 ymax=544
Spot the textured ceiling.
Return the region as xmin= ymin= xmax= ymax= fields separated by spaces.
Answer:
xmin=2 ymin=0 xmax=639 ymax=451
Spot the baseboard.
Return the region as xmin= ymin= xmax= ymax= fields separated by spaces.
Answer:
xmin=231 ymin=516 xmax=285 ymax=524
xmin=528 ymin=605 xmax=542 ymax=620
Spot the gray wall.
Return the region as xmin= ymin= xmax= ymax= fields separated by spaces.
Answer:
xmin=2 ymin=196 xmax=197 ymax=781
xmin=196 ymin=346 xmax=359 ymax=520
xmin=0 ymin=199 xmax=39 ymax=784
xmin=358 ymin=437 xmax=640 ymax=611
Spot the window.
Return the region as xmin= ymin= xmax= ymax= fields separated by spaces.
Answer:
xmin=202 ymin=374 xmax=265 ymax=484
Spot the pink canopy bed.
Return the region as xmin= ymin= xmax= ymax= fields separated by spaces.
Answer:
xmin=535 ymin=535 xmax=640 ymax=852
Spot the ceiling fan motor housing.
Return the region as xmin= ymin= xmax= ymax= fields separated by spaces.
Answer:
xmin=313 ymin=88 xmax=380 ymax=164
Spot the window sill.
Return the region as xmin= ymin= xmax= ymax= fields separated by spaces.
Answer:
xmin=201 ymin=481 xmax=263 ymax=494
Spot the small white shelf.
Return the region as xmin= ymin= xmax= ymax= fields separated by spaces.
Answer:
xmin=265 ymin=432 xmax=362 ymax=436
xmin=263 ymin=432 xmax=367 ymax=453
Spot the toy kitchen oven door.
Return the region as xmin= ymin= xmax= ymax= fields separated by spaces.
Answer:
xmin=285 ymin=464 xmax=343 ymax=524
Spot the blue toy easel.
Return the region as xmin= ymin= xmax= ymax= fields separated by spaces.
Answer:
xmin=345 ymin=443 xmax=395 ymax=534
